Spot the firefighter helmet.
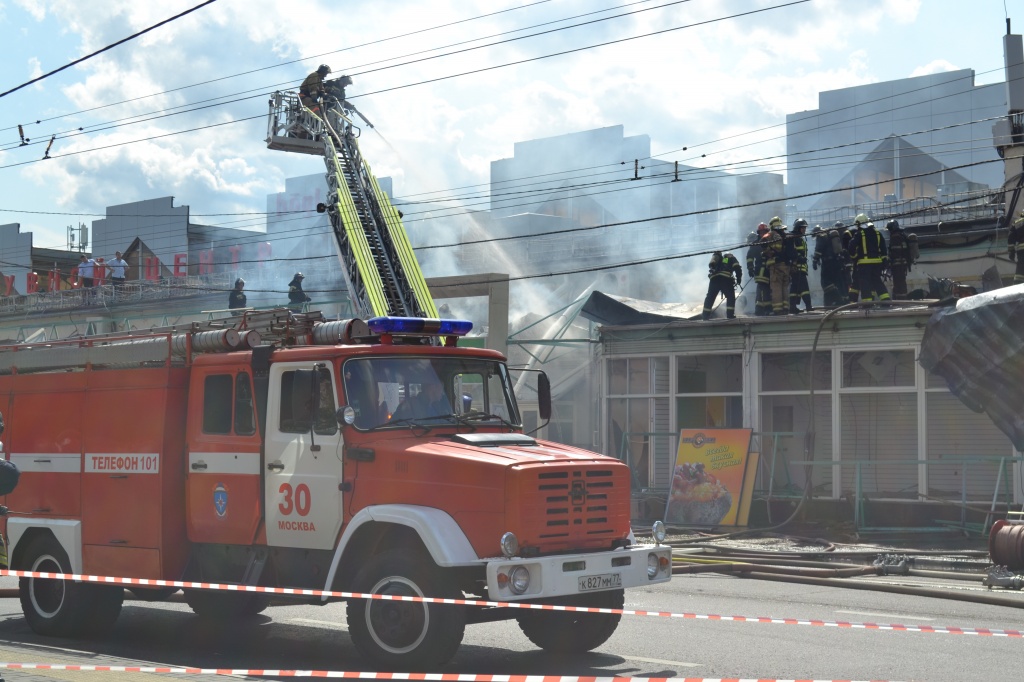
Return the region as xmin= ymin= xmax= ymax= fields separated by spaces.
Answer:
xmin=769 ymin=216 xmax=782 ymax=228
xmin=757 ymin=222 xmax=769 ymax=234
xmin=886 ymin=219 xmax=900 ymax=231
xmin=317 ymin=64 xmax=331 ymax=75
xmin=833 ymin=221 xmax=844 ymax=229
xmin=746 ymin=232 xmax=759 ymax=244
xmin=294 ymin=272 xmax=304 ymax=279
xmin=793 ymin=218 xmax=808 ymax=232
xmin=234 ymin=278 xmax=245 ymax=287
xmin=854 ymin=213 xmax=869 ymax=225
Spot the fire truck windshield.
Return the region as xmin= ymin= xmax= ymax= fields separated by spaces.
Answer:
xmin=342 ymin=356 xmax=520 ymax=430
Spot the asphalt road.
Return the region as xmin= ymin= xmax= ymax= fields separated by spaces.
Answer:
xmin=0 ymin=572 xmax=1019 ymax=682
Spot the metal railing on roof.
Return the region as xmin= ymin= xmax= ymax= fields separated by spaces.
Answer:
xmin=789 ymin=189 xmax=1004 ymax=229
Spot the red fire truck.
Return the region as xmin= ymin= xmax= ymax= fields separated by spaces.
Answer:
xmin=0 ymin=88 xmax=671 ymax=669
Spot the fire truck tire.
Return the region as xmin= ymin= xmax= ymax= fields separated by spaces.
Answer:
xmin=18 ymin=536 xmax=93 ymax=637
xmin=83 ymin=585 xmax=125 ymax=635
xmin=516 ymin=588 xmax=623 ymax=653
xmin=183 ymin=589 xmax=271 ymax=619
xmin=346 ymin=549 xmax=466 ymax=669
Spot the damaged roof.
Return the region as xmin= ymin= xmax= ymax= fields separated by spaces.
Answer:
xmin=919 ymin=283 xmax=1024 ymax=451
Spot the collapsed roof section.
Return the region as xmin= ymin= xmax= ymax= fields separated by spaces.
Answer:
xmin=919 ymin=283 xmax=1024 ymax=451
xmin=579 ymin=291 xmax=703 ymax=326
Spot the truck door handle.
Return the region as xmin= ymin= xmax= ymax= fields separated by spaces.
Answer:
xmin=191 ymin=461 xmax=207 ymax=471
xmin=267 ymin=462 xmax=285 ymax=472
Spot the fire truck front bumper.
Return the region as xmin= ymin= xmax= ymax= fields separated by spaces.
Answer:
xmin=484 ymin=544 xmax=672 ymax=601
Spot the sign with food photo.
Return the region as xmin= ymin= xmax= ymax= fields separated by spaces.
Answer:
xmin=666 ymin=429 xmax=754 ymax=527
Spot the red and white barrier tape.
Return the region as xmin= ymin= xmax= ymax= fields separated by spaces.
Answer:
xmin=0 ymin=667 xmax=897 ymax=681
xmin=2 ymin=568 xmax=1020 ymax=639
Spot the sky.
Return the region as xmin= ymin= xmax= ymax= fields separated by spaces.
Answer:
xmin=0 ymin=0 xmax=1016 ymax=257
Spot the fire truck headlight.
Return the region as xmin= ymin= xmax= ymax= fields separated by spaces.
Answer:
xmin=500 ymin=532 xmax=519 ymax=558
xmin=509 ymin=566 xmax=530 ymax=594
xmin=340 ymin=406 xmax=356 ymax=425
xmin=651 ymin=520 xmax=667 ymax=544
xmin=647 ymin=553 xmax=660 ymax=579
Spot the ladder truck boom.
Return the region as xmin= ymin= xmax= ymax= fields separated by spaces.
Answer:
xmin=266 ymin=90 xmax=437 ymax=319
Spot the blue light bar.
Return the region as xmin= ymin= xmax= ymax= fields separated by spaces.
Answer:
xmin=367 ymin=316 xmax=473 ymax=337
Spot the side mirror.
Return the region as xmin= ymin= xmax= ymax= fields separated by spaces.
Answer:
xmin=537 ymin=372 xmax=552 ymax=422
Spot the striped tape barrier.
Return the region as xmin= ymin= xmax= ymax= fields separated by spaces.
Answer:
xmin=1 ymin=568 xmax=1020 ymax=639
xmin=0 ymin=666 xmax=898 ymax=681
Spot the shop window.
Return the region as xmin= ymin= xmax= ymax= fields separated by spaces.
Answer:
xmin=677 ymin=355 xmax=742 ymax=393
xmin=761 ymin=351 xmax=831 ymax=391
xmin=840 ymin=393 xmax=918 ymax=497
xmin=842 ymin=350 xmax=915 ymax=388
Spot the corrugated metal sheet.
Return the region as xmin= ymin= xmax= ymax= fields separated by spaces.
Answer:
xmin=919 ymin=284 xmax=1024 ymax=451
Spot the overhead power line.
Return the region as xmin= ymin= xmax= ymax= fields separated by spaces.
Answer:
xmin=0 ymin=0 xmax=556 ymax=133
xmin=0 ymin=0 xmax=691 ymax=151
xmin=0 ymin=0 xmax=219 ymax=99
xmin=0 ymin=0 xmax=811 ymax=169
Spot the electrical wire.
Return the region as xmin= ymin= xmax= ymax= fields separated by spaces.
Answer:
xmin=0 ymin=0 xmax=666 ymax=149
xmin=0 ymin=0 xmax=555 ymax=132
xmin=0 ymin=0 xmax=219 ymax=99
xmin=0 ymin=0 xmax=810 ymax=162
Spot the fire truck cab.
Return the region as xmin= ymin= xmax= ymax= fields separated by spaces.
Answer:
xmin=0 ymin=313 xmax=671 ymax=668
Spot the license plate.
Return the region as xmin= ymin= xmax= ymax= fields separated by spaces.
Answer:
xmin=577 ymin=573 xmax=622 ymax=592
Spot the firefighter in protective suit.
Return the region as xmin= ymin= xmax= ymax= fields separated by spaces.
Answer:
xmin=763 ymin=216 xmax=795 ymax=315
xmin=300 ymin=64 xmax=331 ymax=116
xmin=849 ymin=221 xmax=890 ymax=302
xmin=702 ymin=251 xmax=742 ymax=320
xmin=1008 ymin=210 xmax=1024 ymax=284
xmin=789 ymin=218 xmax=813 ymax=313
xmin=746 ymin=223 xmax=772 ymax=316
xmin=885 ymin=220 xmax=912 ymax=299
xmin=813 ymin=225 xmax=846 ymax=306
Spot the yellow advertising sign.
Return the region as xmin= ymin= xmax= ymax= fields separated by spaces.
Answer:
xmin=666 ymin=429 xmax=754 ymax=527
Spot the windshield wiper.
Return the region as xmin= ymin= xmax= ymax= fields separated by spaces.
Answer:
xmin=367 ymin=416 xmax=432 ymax=432
xmin=463 ymin=412 xmax=517 ymax=430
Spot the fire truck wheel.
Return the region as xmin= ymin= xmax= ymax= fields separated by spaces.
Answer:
xmin=18 ymin=536 xmax=92 ymax=636
xmin=346 ymin=549 xmax=466 ymax=669
xmin=516 ymin=588 xmax=624 ymax=654
xmin=183 ymin=589 xmax=271 ymax=618
xmin=83 ymin=585 xmax=125 ymax=636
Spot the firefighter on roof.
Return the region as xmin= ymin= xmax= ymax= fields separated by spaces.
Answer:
xmin=812 ymin=225 xmax=845 ymax=306
xmin=789 ymin=219 xmax=813 ymax=313
xmin=885 ymin=220 xmax=914 ymax=300
xmin=288 ymin=272 xmax=311 ymax=311
xmin=1008 ymin=210 xmax=1024 ymax=284
xmin=849 ymin=219 xmax=890 ymax=303
xmin=702 ymin=250 xmax=742 ymax=320
xmin=228 ymin=278 xmax=247 ymax=310
xmin=752 ymin=224 xmax=773 ymax=316
xmin=763 ymin=216 xmax=795 ymax=315
xmin=845 ymin=215 xmax=871 ymax=302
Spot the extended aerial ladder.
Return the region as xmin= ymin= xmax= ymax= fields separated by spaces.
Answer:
xmin=266 ymin=88 xmax=438 ymax=319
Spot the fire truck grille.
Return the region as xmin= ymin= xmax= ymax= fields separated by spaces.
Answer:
xmin=515 ymin=465 xmax=628 ymax=551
